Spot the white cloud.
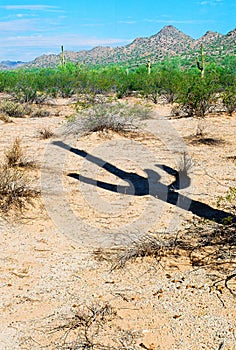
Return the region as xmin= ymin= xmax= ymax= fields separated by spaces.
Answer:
xmin=0 ymin=5 xmax=59 ymax=11
xmin=143 ymin=18 xmax=215 ymax=24
xmin=0 ymin=17 xmax=65 ymax=33
xmin=0 ymin=33 xmax=130 ymax=50
xmin=117 ymin=20 xmax=137 ymax=24
xmin=80 ymin=23 xmax=105 ymax=27
xmin=198 ymin=0 xmax=223 ymax=5
xmin=0 ymin=34 xmax=131 ymax=61
xmin=115 ymin=18 xmax=215 ymax=26
xmin=0 ymin=18 xmax=37 ymax=31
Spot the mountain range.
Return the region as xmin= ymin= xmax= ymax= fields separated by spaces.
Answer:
xmin=0 ymin=25 xmax=235 ymax=69
xmin=0 ymin=60 xmax=26 ymax=70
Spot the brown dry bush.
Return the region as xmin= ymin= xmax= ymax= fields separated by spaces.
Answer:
xmin=37 ymin=127 xmax=54 ymax=139
xmin=185 ymin=120 xmax=225 ymax=146
xmin=21 ymin=302 xmax=141 ymax=350
xmin=0 ymin=165 xmax=38 ymax=212
xmin=177 ymin=152 xmax=194 ymax=177
xmin=0 ymin=113 xmax=12 ymax=123
xmin=0 ymin=138 xmax=39 ymax=212
xmin=111 ymin=236 xmax=169 ymax=269
xmin=94 ymin=220 xmax=235 ymax=299
xmin=32 ymin=109 xmax=51 ymax=118
xmin=94 ymin=234 xmax=176 ymax=270
xmin=5 ymin=138 xmax=36 ymax=168
xmin=94 ymin=187 xmax=235 ymax=274
xmin=51 ymin=303 xmax=116 ymax=349
xmin=177 ymin=220 xmax=236 ymax=271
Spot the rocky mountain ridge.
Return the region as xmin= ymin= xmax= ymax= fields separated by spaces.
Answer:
xmin=1 ymin=25 xmax=235 ymax=69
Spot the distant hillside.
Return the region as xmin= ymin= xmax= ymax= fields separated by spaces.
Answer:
xmin=0 ymin=61 xmax=25 ymax=70
xmin=193 ymin=28 xmax=236 ymax=58
xmin=2 ymin=25 xmax=236 ymax=69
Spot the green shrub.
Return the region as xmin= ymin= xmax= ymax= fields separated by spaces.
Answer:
xmin=0 ymin=100 xmax=31 ymax=118
xmin=65 ymin=102 xmax=151 ymax=135
xmin=222 ymin=86 xmax=236 ymax=115
xmin=174 ymin=74 xmax=218 ymax=118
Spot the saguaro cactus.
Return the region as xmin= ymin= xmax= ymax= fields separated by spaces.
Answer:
xmin=147 ymin=56 xmax=151 ymax=75
xmin=197 ymin=44 xmax=205 ymax=79
xmin=60 ymin=45 xmax=65 ymax=66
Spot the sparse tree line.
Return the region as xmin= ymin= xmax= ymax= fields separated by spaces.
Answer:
xmin=0 ymin=55 xmax=235 ymax=117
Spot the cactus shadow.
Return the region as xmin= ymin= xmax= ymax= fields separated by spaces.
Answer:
xmin=53 ymin=141 xmax=233 ymax=224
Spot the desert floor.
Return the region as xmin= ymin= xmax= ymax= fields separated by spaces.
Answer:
xmin=0 ymin=95 xmax=235 ymax=350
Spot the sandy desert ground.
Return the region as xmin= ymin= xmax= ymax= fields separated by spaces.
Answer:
xmin=0 ymin=95 xmax=235 ymax=349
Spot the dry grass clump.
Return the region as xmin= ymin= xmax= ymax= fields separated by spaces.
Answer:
xmin=0 ymin=138 xmax=39 ymax=212
xmin=177 ymin=152 xmax=193 ymax=177
xmin=114 ymin=235 xmax=167 ymax=268
xmin=0 ymin=165 xmax=38 ymax=212
xmin=173 ymin=215 xmax=236 ymax=294
xmin=48 ymin=303 xmax=118 ymax=349
xmin=94 ymin=220 xmax=235 ymax=298
xmin=0 ymin=113 xmax=12 ymax=123
xmin=52 ymin=303 xmax=116 ymax=349
xmin=184 ymin=120 xmax=225 ymax=146
xmin=175 ymin=185 xmax=236 ymax=272
xmin=32 ymin=109 xmax=50 ymax=118
xmin=5 ymin=137 xmax=36 ymax=168
xmin=37 ymin=127 xmax=54 ymax=139
xmin=23 ymin=302 xmax=141 ymax=349
xmin=94 ymin=235 xmax=175 ymax=270
xmin=64 ymin=102 xmax=151 ymax=136
xmin=179 ymin=220 xmax=236 ymax=270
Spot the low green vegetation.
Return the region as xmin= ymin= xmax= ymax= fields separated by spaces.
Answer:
xmin=0 ymin=55 xmax=235 ymax=118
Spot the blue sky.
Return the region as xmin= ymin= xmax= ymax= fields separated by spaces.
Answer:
xmin=0 ymin=0 xmax=235 ymax=61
